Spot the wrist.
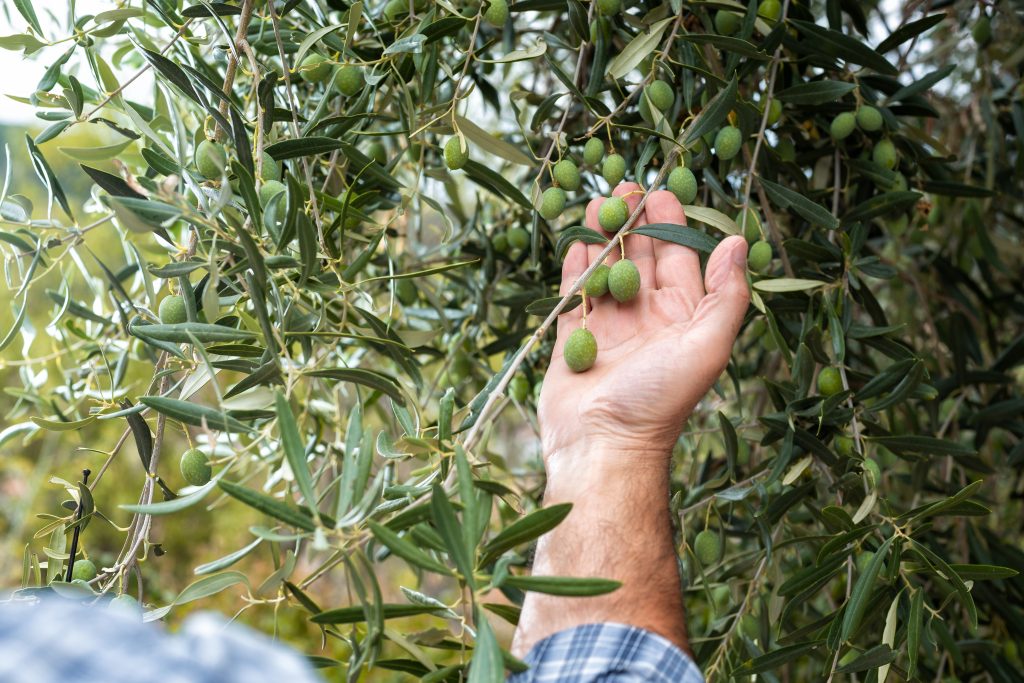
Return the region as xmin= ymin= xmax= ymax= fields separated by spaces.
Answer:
xmin=542 ymin=441 xmax=673 ymax=503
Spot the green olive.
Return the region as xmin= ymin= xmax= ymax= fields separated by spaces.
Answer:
xmin=158 ymin=295 xmax=188 ymax=324
xmin=714 ymin=125 xmax=743 ymax=160
xmin=830 ymin=112 xmax=857 ymax=140
xmin=817 ymin=367 xmax=844 ymax=396
xmin=180 ymin=448 xmax=212 ymax=486
xmin=564 ymin=327 xmax=597 ymax=372
xmin=507 ymin=226 xmax=530 ymax=251
xmin=597 ymin=196 xmax=628 ymax=230
xmin=584 ymin=263 xmax=611 ymax=298
xmin=552 ymin=159 xmax=581 ymax=191
xmin=583 ymin=138 xmax=605 ymax=166
xmin=334 ymin=64 xmax=364 ymax=97
xmin=483 ymin=0 xmax=509 ymax=27
xmin=667 ymin=166 xmax=698 ymax=204
xmin=856 ymin=105 xmax=884 ymax=132
xmin=694 ymin=529 xmax=723 ymax=565
xmin=444 ymin=136 xmax=469 ymax=170
xmin=608 ymin=258 xmax=641 ymax=302
xmin=602 ymin=153 xmax=626 ymax=186
xmin=747 ymin=240 xmax=772 ymax=272
xmin=539 ymin=187 xmax=567 ymax=221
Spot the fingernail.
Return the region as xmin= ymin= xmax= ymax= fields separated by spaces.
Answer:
xmin=732 ymin=239 xmax=748 ymax=269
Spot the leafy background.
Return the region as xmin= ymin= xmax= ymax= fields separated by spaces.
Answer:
xmin=1 ymin=0 xmax=1023 ymax=681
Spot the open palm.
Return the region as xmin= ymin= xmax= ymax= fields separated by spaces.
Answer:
xmin=539 ymin=184 xmax=751 ymax=460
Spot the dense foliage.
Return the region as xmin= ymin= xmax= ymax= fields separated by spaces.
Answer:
xmin=2 ymin=0 xmax=1023 ymax=680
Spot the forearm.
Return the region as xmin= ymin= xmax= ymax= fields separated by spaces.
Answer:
xmin=511 ymin=445 xmax=689 ymax=658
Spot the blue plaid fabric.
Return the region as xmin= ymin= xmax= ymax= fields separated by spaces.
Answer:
xmin=509 ymin=622 xmax=704 ymax=682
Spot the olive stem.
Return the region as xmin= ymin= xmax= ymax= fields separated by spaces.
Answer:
xmin=64 ymin=469 xmax=91 ymax=583
xmin=214 ymin=0 xmax=254 ymax=144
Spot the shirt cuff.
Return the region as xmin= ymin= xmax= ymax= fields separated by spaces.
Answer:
xmin=508 ymin=622 xmax=704 ymax=683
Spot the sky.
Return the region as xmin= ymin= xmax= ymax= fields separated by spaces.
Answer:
xmin=1 ymin=0 xmax=112 ymax=125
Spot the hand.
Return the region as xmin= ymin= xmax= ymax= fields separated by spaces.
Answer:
xmin=539 ymin=183 xmax=751 ymax=461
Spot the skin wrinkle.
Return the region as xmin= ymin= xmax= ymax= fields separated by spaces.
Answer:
xmin=512 ymin=188 xmax=749 ymax=662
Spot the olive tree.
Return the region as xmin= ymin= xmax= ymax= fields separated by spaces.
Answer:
xmin=1 ymin=0 xmax=1022 ymax=680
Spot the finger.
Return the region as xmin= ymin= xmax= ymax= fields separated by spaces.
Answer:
xmin=613 ymin=183 xmax=656 ymax=289
xmin=555 ymin=240 xmax=588 ymax=350
xmin=646 ymin=190 xmax=703 ymax=299
xmin=688 ymin=235 xmax=750 ymax=372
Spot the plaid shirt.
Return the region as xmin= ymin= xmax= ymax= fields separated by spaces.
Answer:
xmin=0 ymin=599 xmax=702 ymax=682
xmin=509 ymin=622 xmax=704 ymax=683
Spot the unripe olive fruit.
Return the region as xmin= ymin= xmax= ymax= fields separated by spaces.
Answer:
xmin=694 ymin=529 xmax=722 ymax=565
xmin=834 ymin=435 xmax=855 ymax=457
xmin=765 ymin=98 xmax=782 ymax=125
xmin=638 ymin=94 xmax=655 ymax=124
xmin=1004 ymin=640 xmax=1021 ymax=664
xmin=596 ymin=0 xmax=621 ymax=15
xmin=856 ymin=105 xmax=883 ymax=132
xmin=667 ymin=166 xmax=698 ymax=204
xmin=645 ymin=79 xmax=674 ymax=112
xmin=367 ymin=141 xmax=387 ymax=165
xmin=260 ymin=151 xmax=281 ymax=181
xmin=492 ymin=231 xmax=509 ymax=253
xmin=334 ymin=64 xmax=364 ymax=96
xmin=552 ymin=159 xmax=581 ymax=191
xmin=538 ymin=186 xmax=567 ymax=220
xmin=817 ymin=366 xmax=844 ymax=396
xmin=712 ymin=584 xmax=731 ymax=614
xmin=714 ymin=125 xmax=742 ymax=160
xmin=507 ymin=226 xmax=530 ymax=251
xmin=830 ymin=112 xmax=857 ymax=140
xmin=747 ymin=240 xmax=772 ymax=272
xmin=509 ymin=375 xmax=530 ymax=403
xmin=972 ymin=15 xmax=991 ymax=47
xmin=483 ymin=0 xmax=509 ymax=27
xmin=180 ymin=448 xmax=212 ymax=486
xmin=608 ymin=258 xmax=641 ymax=302
xmin=714 ymin=11 xmax=740 ymax=35
xmin=758 ymin=0 xmax=781 ymax=22
xmin=598 ymin=196 xmax=629 ymax=231
xmin=259 ymin=180 xmax=286 ymax=207
xmin=195 ymin=139 xmax=226 ymax=180
xmin=131 ymin=338 xmax=148 ymax=361
xmin=584 ymin=263 xmax=610 ymax=298
xmin=450 ymin=352 xmax=472 ymax=383
xmin=298 ymin=53 xmax=333 ymax=83
xmin=383 ymin=0 xmax=405 ymax=21
xmin=564 ymin=327 xmax=597 ymax=372
xmin=71 ymin=559 xmax=97 ymax=582
xmin=444 ymin=136 xmax=469 ymax=170
xmin=862 ymin=458 xmax=881 ymax=488
xmin=602 ymin=153 xmax=626 ymax=186
xmin=395 ymin=278 xmax=417 ymax=306
xmin=873 ymin=139 xmax=898 ymax=169
xmin=158 ymin=295 xmax=188 ymax=324
xmin=583 ymin=138 xmax=605 ymax=166
xmin=741 ymin=206 xmax=762 ymax=242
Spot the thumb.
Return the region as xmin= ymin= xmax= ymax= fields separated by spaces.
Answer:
xmin=691 ymin=235 xmax=750 ymax=359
